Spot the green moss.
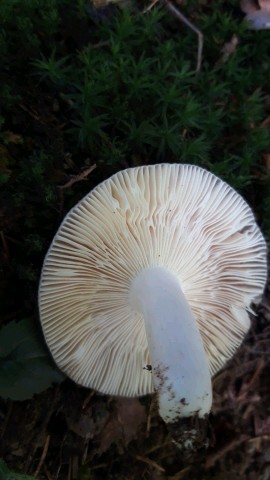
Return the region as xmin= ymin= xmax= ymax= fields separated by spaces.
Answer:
xmin=25 ymin=6 xmax=270 ymax=184
xmin=0 ymin=0 xmax=269 ymax=324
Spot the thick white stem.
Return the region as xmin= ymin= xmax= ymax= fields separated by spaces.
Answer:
xmin=130 ymin=267 xmax=212 ymax=423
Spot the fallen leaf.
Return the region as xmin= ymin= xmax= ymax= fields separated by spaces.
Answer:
xmin=219 ymin=34 xmax=239 ymax=64
xmin=98 ymin=398 xmax=146 ymax=453
xmin=254 ymin=415 xmax=270 ymax=435
xmin=68 ymin=408 xmax=95 ymax=439
xmin=3 ymin=130 xmax=24 ymax=144
xmin=117 ymin=398 xmax=146 ymax=441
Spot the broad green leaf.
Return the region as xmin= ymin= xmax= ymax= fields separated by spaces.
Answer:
xmin=0 ymin=318 xmax=65 ymax=401
xmin=0 ymin=459 xmax=35 ymax=480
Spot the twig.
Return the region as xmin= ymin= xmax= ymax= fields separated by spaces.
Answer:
xmin=82 ymin=390 xmax=95 ymax=410
xmin=43 ymin=464 xmax=54 ymax=480
xmin=216 ymin=34 xmax=239 ymax=65
xmin=261 ymin=115 xmax=270 ymax=127
xmin=19 ymin=103 xmax=40 ymax=121
xmin=143 ymin=0 xmax=159 ymax=13
xmin=169 ymin=465 xmax=192 ymax=480
xmin=205 ymin=434 xmax=249 ymax=469
xmin=67 ymin=458 xmax=72 ymax=480
xmin=24 ymin=388 xmax=60 ymax=473
xmin=70 ymin=456 xmax=79 ymax=480
xmin=59 ymin=164 xmax=96 ymax=190
xmin=143 ymin=439 xmax=171 ymax=455
xmin=135 ymin=455 xmax=165 ymax=473
xmin=164 ymin=0 xmax=203 ymax=72
xmin=91 ymin=41 xmax=110 ymax=50
xmin=146 ymin=396 xmax=156 ymax=436
xmin=58 ymin=164 xmax=96 ymax=216
xmin=34 ymin=435 xmax=51 ymax=478
xmin=249 ymin=434 xmax=270 ymax=443
xmin=237 ymin=358 xmax=265 ymax=401
xmin=90 ymin=463 xmax=109 ymax=470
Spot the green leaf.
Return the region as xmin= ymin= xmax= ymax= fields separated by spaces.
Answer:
xmin=0 ymin=318 xmax=65 ymax=401
xmin=0 ymin=459 xmax=35 ymax=480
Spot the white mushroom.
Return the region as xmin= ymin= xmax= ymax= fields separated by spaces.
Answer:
xmin=39 ymin=164 xmax=267 ymax=436
xmin=130 ymin=266 xmax=212 ymax=422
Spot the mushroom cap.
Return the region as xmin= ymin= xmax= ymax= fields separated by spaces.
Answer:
xmin=39 ymin=164 xmax=267 ymax=396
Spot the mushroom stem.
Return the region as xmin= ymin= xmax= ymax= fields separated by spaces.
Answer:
xmin=130 ymin=267 xmax=212 ymax=424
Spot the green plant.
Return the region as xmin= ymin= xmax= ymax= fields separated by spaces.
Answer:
xmin=0 ymin=0 xmax=88 ymax=113
xmin=0 ymin=318 xmax=65 ymax=401
xmin=32 ymin=49 xmax=72 ymax=85
xmin=0 ymin=459 xmax=35 ymax=480
xmin=28 ymin=6 xmax=270 ymax=186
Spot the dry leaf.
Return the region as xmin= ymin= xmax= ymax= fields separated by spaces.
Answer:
xmin=3 ymin=130 xmax=23 ymax=144
xmin=254 ymin=415 xmax=270 ymax=435
xmin=68 ymin=409 xmax=95 ymax=439
xmin=98 ymin=398 xmax=146 ymax=453
xmin=66 ymin=403 xmax=110 ymax=440
xmin=219 ymin=34 xmax=239 ymax=64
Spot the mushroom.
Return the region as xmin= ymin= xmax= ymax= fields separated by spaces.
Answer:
xmin=39 ymin=164 xmax=267 ymax=445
